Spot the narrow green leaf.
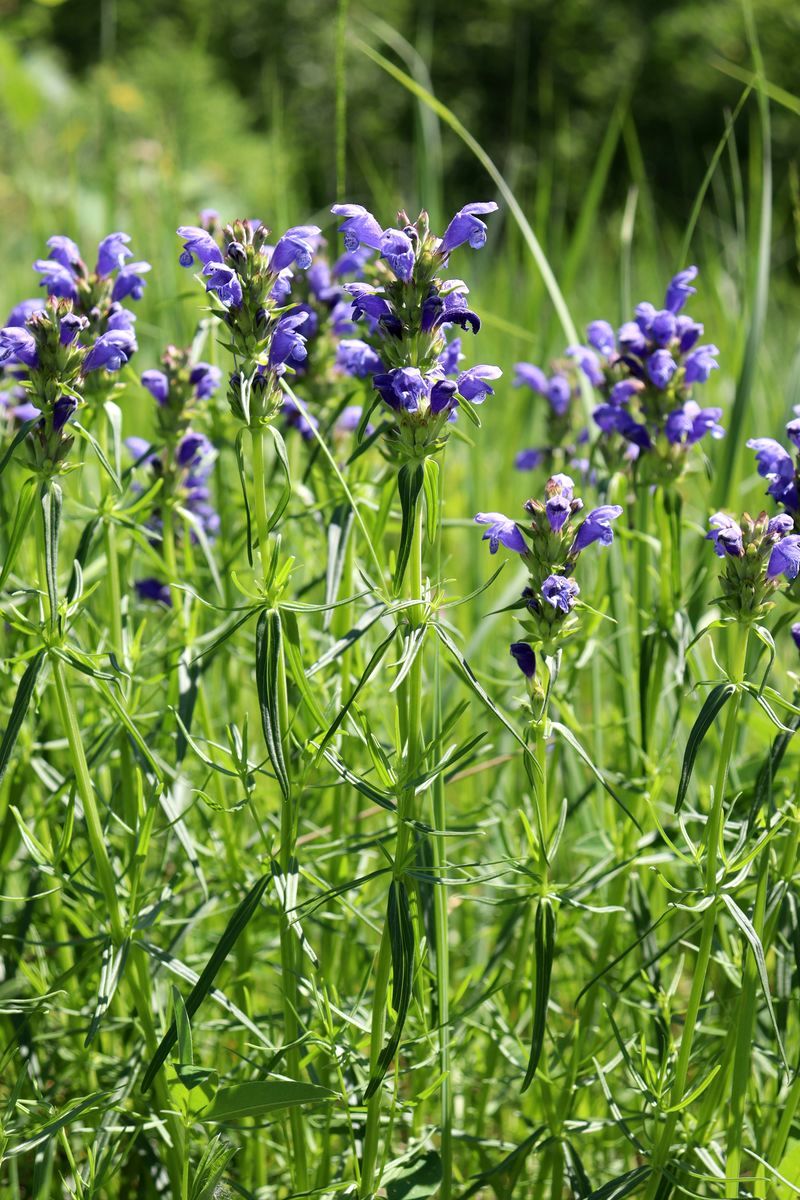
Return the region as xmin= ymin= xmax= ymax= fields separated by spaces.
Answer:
xmin=141 ymin=873 xmax=271 ymax=1091
xmin=674 ymin=683 xmax=737 ymax=813
xmin=255 ymin=609 xmax=290 ymax=801
xmin=200 ymin=1079 xmax=333 ymax=1123
xmin=0 ymin=651 xmax=45 ymax=787
xmin=364 ymin=880 xmax=415 ymax=1100
xmin=0 ymin=417 xmax=37 ymax=478
xmin=395 ymin=462 xmax=424 ymax=592
xmin=0 ymin=476 xmax=37 ymax=590
xmin=41 ymin=480 xmax=62 ymax=621
xmin=521 ymin=897 xmax=555 ymax=1092
xmin=721 ymin=892 xmax=788 ymax=1072
xmin=233 ymin=429 xmax=254 ymax=568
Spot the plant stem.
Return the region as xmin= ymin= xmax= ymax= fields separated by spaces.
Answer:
xmin=430 ymin=455 xmax=452 ymax=1199
xmin=644 ymin=623 xmax=749 ymax=1199
xmin=250 ymin=421 xmax=308 ymax=1189
xmin=360 ymin=499 xmax=425 ymax=1199
xmin=52 ymin=656 xmax=124 ymax=946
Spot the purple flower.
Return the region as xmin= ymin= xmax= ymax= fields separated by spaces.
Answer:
xmin=112 ymin=261 xmax=151 ymax=302
xmin=609 ymin=379 xmax=643 ymax=405
xmin=635 ymin=303 xmax=657 ymax=335
xmin=83 ymin=329 xmax=136 ymax=373
xmin=706 ymin=512 xmax=744 ymax=557
xmin=587 ymin=320 xmax=615 ymax=356
xmin=768 ymin=536 xmax=800 ymax=581
xmin=664 ymin=401 xmax=725 ymax=445
xmin=684 ymin=344 xmax=719 ymax=385
xmin=332 ymin=246 xmax=371 ymax=278
xmin=546 ymin=375 xmax=572 ymax=416
xmin=53 ymin=396 xmax=77 ymax=431
xmin=514 ymin=363 xmax=548 ymax=394
xmin=203 ymin=262 xmax=243 ymax=308
xmin=126 ymin=436 xmax=156 ymax=466
xmin=617 ymin=321 xmax=647 ymax=357
xmin=593 ymin=403 xmax=652 ymax=449
xmin=510 ymin=641 xmax=536 ymax=678
xmin=96 ymin=232 xmax=132 ymax=276
xmin=566 ymin=345 xmax=604 ymax=387
xmin=270 ymin=225 xmax=321 ymax=272
xmin=142 ymin=369 xmax=169 ymax=404
xmin=439 ymin=202 xmax=498 ymax=255
xmin=676 ymin=316 xmax=703 ymax=352
xmin=190 ymin=363 xmax=222 ymax=399
xmin=346 ymin=284 xmax=402 ymax=336
xmin=572 ymin=505 xmax=623 ymax=552
xmin=791 ymin=623 xmax=800 ymax=651
xmin=178 ymin=225 xmax=223 ymax=269
xmin=336 ymin=405 xmax=371 ymax=435
xmin=136 ymin=578 xmax=172 ymax=606
xmin=646 ymin=350 xmax=677 ymax=390
xmin=474 ymin=511 xmax=527 ymax=555
xmin=107 ymin=304 xmax=137 ymax=334
xmin=665 ymin=266 xmax=698 ymax=314
xmin=545 ymin=495 xmax=571 ymax=532
xmin=34 ymin=259 xmax=79 ymax=301
xmin=269 ymin=312 xmax=309 ymax=371
xmin=515 ymin=448 xmax=545 ymax=471
xmin=177 ymin=430 xmax=215 ymax=470
xmin=768 ymin=514 xmax=794 ymax=537
xmin=457 ymin=364 xmax=501 ymax=404
xmin=429 ymin=378 xmax=458 ymax=415
xmin=373 ymin=367 xmax=427 ymax=413
xmin=438 ymin=337 xmax=464 ymax=376
xmin=421 ymin=286 xmax=480 ymax=335
xmin=379 ymin=228 xmax=415 ymax=281
xmin=650 ymin=310 xmax=677 ymax=347
xmin=786 ymin=419 xmax=800 ymax=450
xmin=748 ymin=437 xmax=798 ymax=511
xmin=7 ymin=298 xmax=44 ymax=327
xmin=59 ymin=313 xmax=88 ymax=346
xmin=283 ymin=394 xmax=319 ymax=441
xmin=547 ymin=472 xmax=575 ymax=500
xmin=335 ymin=338 xmax=383 ymax=378
xmin=331 ymin=204 xmax=384 ymax=252
xmin=0 ymin=327 xmax=39 ymax=369
xmin=541 ymin=574 xmax=580 ymax=613
xmin=46 ymin=235 xmax=82 ymax=270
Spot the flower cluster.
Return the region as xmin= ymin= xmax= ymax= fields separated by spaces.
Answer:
xmin=514 ymin=267 xmax=722 ymax=483
xmin=330 ymin=202 xmax=501 ymax=462
xmin=748 ymin=418 xmax=800 ymax=527
xmin=177 ymin=217 xmax=319 ymax=428
xmin=475 ymin=473 xmax=623 ymax=658
xmin=141 ymin=348 xmax=222 ymax=443
xmin=707 ymin=510 xmax=800 ymax=618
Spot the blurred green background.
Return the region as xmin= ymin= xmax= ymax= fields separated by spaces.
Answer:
xmin=1 ymin=0 xmax=799 ymax=534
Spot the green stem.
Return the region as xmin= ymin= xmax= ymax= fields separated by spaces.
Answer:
xmin=251 ymin=425 xmax=272 ymax=583
xmin=725 ymin=853 xmax=768 ymax=1195
xmin=360 ymin=500 xmax=425 ymax=1199
xmin=430 ymin=456 xmax=451 ymax=1199
xmin=52 ymin=656 xmax=124 ymax=946
xmin=644 ymin=624 xmax=749 ymax=1199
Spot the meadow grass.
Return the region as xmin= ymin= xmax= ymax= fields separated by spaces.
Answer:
xmin=1 ymin=17 xmax=800 ymax=1200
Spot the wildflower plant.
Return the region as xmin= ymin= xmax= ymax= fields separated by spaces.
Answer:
xmin=3 ymin=189 xmax=800 ymax=1200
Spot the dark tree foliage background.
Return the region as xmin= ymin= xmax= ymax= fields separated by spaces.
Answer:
xmin=0 ymin=0 xmax=798 ymax=256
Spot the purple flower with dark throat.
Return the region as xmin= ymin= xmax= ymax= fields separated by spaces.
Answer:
xmin=474 ymin=512 xmax=527 ymax=555
xmin=331 ymin=204 xmax=384 ymax=252
xmin=178 ymin=225 xmax=223 ymax=269
xmin=46 ymin=235 xmax=82 ymax=270
xmin=706 ymin=512 xmax=744 ymax=557
xmin=572 ymin=505 xmax=623 ymax=552
xmin=203 ymin=262 xmax=243 ymax=308
xmin=541 ymin=574 xmax=580 ymax=613
xmin=439 ymin=202 xmax=498 ymax=255
xmin=373 ymin=367 xmax=427 ymax=413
